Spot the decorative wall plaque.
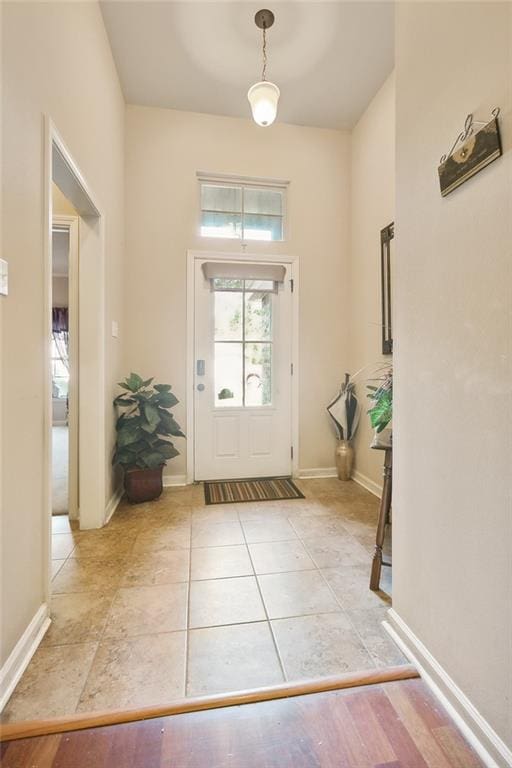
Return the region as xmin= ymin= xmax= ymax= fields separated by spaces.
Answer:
xmin=438 ymin=109 xmax=502 ymax=197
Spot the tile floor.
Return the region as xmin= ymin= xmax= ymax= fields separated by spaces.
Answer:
xmin=3 ymin=478 xmax=402 ymax=722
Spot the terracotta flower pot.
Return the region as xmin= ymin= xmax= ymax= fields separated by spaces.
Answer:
xmin=124 ymin=465 xmax=163 ymax=503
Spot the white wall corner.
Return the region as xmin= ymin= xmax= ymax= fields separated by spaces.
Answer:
xmin=352 ymin=469 xmax=383 ymax=498
xmin=163 ymin=474 xmax=189 ymax=487
xmin=0 ymin=604 xmax=51 ymax=712
xmin=383 ymin=609 xmax=512 ymax=768
xmin=297 ymin=467 xmax=338 ymax=479
xmin=104 ymin=484 xmax=124 ymax=525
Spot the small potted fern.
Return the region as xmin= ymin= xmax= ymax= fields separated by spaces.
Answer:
xmin=113 ymin=373 xmax=185 ymax=503
xmin=367 ymin=366 xmax=392 ymax=447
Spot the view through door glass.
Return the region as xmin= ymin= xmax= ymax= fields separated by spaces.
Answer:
xmin=214 ymin=278 xmax=274 ymax=409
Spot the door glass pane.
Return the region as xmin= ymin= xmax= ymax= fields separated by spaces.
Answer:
xmin=245 ymin=343 xmax=272 ymax=406
xmin=213 ymin=278 xmax=243 ymax=291
xmin=201 ymin=211 xmax=242 ymax=239
xmin=245 ymin=291 xmax=272 ymax=341
xmin=214 ymin=291 xmax=243 ymax=340
xmin=243 ymin=213 xmax=283 ymax=241
xmin=244 ymin=279 xmax=275 ymax=291
xmin=244 ymin=188 xmax=282 ymax=215
xmin=215 ymin=342 xmax=243 ymax=407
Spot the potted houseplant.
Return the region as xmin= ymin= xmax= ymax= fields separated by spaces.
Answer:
xmin=367 ymin=366 xmax=393 ymax=446
xmin=327 ymin=373 xmax=361 ymax=480
xmin=113 ymin=373 xmax=185 ymax=503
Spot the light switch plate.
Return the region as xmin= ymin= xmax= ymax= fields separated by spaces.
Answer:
xmin=111 ymin=320 xmax=119 ymax=338
xmin=0 ymin=259 xmax=8 ymax=296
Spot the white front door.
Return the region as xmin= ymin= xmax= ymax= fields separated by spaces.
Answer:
xmin=194 ymin=259 xmax=293 ymax=481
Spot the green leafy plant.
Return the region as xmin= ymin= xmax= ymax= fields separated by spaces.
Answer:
xmin=113 ymin=373 xmax=185 ymax=470
xmin=367 ymin=367 xmax=393 ymax=433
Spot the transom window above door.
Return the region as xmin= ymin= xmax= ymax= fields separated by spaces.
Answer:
xmin=198 ymin=176 xmax=287 ymax=242
xmin=213 ymin=278 xmax=274 ymax=408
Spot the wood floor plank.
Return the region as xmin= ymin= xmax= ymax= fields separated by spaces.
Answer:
xmin=383 ymin=681 xmax=453 ymax=768
xmin=374 ymin=763 xmax=402 ymax=768
xmin=297 ymin=694 xmax=360 ymax=768
xmin=405 ymin=678 xmax=452 ymax=728
xmin=345 ymin=687 xmax=397 ymax=765
xmin=365 ymin=685 xmax=431 ymax=768
xmin=1 ymin=734 xmax=61 ymax=768
xmin=433 ymin=725 xmax=483 ymax=768
xmin=0 ymin=679 xmax=486 ymax=768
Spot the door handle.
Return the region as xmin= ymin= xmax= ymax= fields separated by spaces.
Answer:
xmin=196 ymin=359 xmax=205 ymax=376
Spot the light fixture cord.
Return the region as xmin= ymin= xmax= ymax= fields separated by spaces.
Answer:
xmin=261 ymin=26 xmax=267 ymax=81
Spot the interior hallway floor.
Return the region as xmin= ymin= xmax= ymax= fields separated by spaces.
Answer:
xmin=3 ymin=478 xmax=401 ymax=722
xmin=52 ymin=426 xmax=68 ymax=516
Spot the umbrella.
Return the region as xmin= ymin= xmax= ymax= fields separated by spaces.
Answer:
xmin=327 ymin=373 xmax=361 ymax=442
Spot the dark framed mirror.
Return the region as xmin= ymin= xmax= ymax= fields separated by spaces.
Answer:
xmin=380 ymin=222 xmax=394 ymax=355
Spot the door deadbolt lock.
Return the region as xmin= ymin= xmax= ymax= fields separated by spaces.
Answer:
xmin=197 ymin=383 xmax=205 ymax=392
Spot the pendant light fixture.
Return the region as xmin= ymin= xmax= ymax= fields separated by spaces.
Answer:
xmin=247 ymin=9 xmax=280 ymax=127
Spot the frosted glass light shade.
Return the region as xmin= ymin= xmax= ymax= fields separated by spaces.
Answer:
xmin=247 ymin=81 xmax=280 ymax=127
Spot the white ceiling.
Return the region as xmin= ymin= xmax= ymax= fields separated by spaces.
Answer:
xmin=100 ymin=1 xmax=394 ymax=130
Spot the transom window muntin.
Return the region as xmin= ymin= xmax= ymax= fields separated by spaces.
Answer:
xmin=200 ymin=181 xmax=285 ymax=242
xmin=213 ymin=278 xmax=274 ymax=408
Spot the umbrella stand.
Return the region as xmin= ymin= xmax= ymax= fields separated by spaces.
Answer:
xmin=327 ymin=373 xmax=361 ymax=480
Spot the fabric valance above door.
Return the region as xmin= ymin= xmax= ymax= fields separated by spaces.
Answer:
xmin=201 ymin=261 xmax=286 ymax=283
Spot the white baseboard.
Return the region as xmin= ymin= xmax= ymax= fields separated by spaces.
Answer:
xmin=104 ymin=484 xmax=123 ymax=525
xmin=297 ymin=467 xmax=338 ymax=479
xmin=163 ymin=474 xmax=189 ymax=487
xmin=384 ymin=609 xmax=512 ymax=768
xmin=0 ymin=604 xmax=51 ymax=712
xmin=352 ymin=469 xmax=383 ymax=498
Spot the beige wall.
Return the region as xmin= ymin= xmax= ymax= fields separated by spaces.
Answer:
xmin=349 ymin=73 xmax=395 ymax=492
xmin=393 ymin=1 xmax=512 ymax=750
xmin=1 ymin=2 xmax=124 ymax=667
xmin=125 ymin=105 xmax=351 ymax=480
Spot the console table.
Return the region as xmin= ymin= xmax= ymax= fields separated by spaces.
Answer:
xmin=370 ymin=435 xmax=392 ymax=591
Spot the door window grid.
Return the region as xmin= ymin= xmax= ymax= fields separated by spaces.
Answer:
xmin=214 ymin=280 xmax=273 ymax=408
xmin=200 ymin=182 xmax=284 ymax=242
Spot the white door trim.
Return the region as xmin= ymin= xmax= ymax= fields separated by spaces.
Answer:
xmin=186 ymin=249 xmax=299 ymax=484
xmin=44 ymin=118 xmax=106 ymax=606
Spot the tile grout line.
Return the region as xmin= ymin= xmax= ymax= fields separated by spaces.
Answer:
xmin=184 ymin=512 xmax=193 ymax=697
xmin=69 ymin=533 xmax=140 ymax=714
xmin=40 ymin=485 xmax=387 ymax=718
xmin=42 ymin=611 xmax=358 ymax=647
xmin=238 ymin=509 xmax=288 ymax=684
xmin=285 ymin=507 xmax=385 ymax=670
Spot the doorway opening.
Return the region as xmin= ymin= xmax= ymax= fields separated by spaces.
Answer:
xmin=51 ymin=205 xmax=79 ymax=523
xmin=45 ymin=120 xmax=107 ymax=600
xmin=188 ymin=252 xmax=299 ymax=483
